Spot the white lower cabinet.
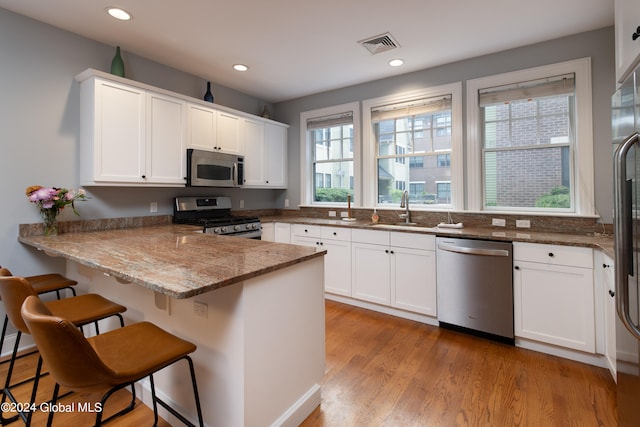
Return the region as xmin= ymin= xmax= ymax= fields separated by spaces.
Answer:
xmin=595 ymin=251 xmax=616 ymax=378
xmin=351 ymin=229 xmax=436 ymax=316
xmin=291 ymin=225 xmax=351 ymax=296
xmin=513 ymin=242 xmax=595 ymax=353
xmin=261 ymin=222 xmax=291 ymax=243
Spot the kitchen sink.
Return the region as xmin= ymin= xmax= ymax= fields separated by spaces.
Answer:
xmin=371 ymin=223 xmax=438 ymax=232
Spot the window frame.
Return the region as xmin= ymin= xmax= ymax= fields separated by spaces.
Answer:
xmin=362 ymin=83 xmax=463 ymax=209
xmin=300 ymin=102 xmax=361 ymax=207
xmin=466 ymin=58 xmax=594 ymax=215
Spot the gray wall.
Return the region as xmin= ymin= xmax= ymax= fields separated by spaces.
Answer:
xmin=0 ymin=5 xmax=615 ymax=280
xmin=274 ymin=27 xmax=616 ymax=222
xmin=0 ymin=8 xmax=283 ymax=276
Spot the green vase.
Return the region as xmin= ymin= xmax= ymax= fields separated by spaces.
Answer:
xmin=110 ymin=46 xmax=125 ymax=77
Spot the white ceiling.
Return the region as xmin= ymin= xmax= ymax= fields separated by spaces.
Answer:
xmin=0 ymin=0 xmax=614 ymax=103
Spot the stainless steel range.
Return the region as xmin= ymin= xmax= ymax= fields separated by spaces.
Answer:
xmin=173 ymin=196 xmax=262 ymax=239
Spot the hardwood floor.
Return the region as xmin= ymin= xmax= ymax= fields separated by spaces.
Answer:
xmin=302 ymin=300 xmax=617 ymax=427
xmin=0 ymin=350 xmax=171 ymax=426
xmin=1 ymin=300 xmax=617 ymax=426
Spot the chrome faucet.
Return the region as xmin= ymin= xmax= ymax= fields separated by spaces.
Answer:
xmin=399 ymin=190 xmax=411 ymax=224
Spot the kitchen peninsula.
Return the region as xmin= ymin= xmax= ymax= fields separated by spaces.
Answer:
xmin=18 ymin=223 xmax=326 ymax=427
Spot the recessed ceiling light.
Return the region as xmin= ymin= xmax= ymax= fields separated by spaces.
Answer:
xmin=389 ymin=59 xmax=404 ymax=67
xmin=105 ymin=7 xmax=132 ymax=21
xmin=233 ymin=64 xmax=249 ymax=72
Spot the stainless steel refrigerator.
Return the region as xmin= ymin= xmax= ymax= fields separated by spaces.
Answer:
xmin=613 ymin=65 xmax=640 ymax=427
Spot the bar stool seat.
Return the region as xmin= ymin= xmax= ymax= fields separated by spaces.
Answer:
xmin=0 ymin=267 xmax=77 ymax=296
xmin=0 ymin=276 xmax=126 ymax=425
xmin=21 ymin=295 xmax=204 ymax=427
xmin=0 ymin=267 xmax=77 ymax=359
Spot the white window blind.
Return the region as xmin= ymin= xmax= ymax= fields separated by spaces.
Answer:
xmin=479 ymin=73 xmax=575 ymax=106
xmin=371 ymin=96 xmax=452 ymax=122
xmin=306 ymin=112 xmax=353 ymax=129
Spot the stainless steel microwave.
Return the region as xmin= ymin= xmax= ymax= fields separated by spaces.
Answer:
xmin=186 ymin=149 xmax=244 ymax=187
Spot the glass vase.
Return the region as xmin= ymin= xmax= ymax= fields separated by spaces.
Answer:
xmin=42 ymin=209 xmax=59 ymax=236
xmin=111 ymin=46 xmax=125 ymax=77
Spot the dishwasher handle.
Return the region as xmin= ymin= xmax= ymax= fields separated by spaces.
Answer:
xmin=437 ymin=242 xmax=510 ymax=257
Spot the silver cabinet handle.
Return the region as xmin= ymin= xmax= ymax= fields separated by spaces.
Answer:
xmin=614 ymin=131 xmax=640 ymax=340
xmin=437 ymin=242 xmax=509 ymax=257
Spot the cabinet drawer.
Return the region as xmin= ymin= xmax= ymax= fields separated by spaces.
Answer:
xmin=513 ymin=242 xmax=592 ymax=268
xmin=390 ymin=232 xmax=435 ymax=251
xmin=351 ymin=228 xmax=389 ymax=245
xmin=321 ymin=226 xmax=351 ymax=241
xmin=292 ymin=224 xmax=321 ymax=238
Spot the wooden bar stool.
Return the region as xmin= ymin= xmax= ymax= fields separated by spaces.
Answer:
xmin=21 ymin=295 xmax=204 ymax=427
xmin=0 ymin=267 xmax=77 ymax=360
xmin=0 ymin=276 xmax=127 ymax=426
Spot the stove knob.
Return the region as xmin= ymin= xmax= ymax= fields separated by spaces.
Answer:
xmin=214 ymin=227 xmax=221 ymax=234
xmin=220 ymin=227 xmax=228 ymax=233
xmin=234 ymin=225 xmax=241 ymax=231
xmin=251 ymin=223 xmax=258 ymax=229
xmin=246 ymin=224 xmax=252 ymax=230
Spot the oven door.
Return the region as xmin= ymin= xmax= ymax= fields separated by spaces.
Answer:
xmin=186 ymin=149 xmax=239 ymax=187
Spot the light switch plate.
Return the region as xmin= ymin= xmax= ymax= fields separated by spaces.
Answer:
xmin=516 ymin=219 xmax=531 ymax=228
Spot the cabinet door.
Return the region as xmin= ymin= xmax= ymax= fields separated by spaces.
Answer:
xmin=513 ymin=260 xmax=595 ymax=352
xmin=146 ymin=92 xmax=186 ymax=184
xmin=242 ymin=118 xmax=266 ymax=186
xmin=261 ymin=223 xmax=275 ymax=242
xmin=601 ymin=256 xmax=617 ymax=378
xmin=391 ymin=247 xmax=437 ymax=316
xmin=265 ymin=123 xmax=287 ymax=187
xmin=274 ymin=223 xmax=291 ymax=243
xmin=93 ymin=79 xmax=146 ymax=182
xmin=323 ymin=239 xmax=352 ymax=297
xmin=615 ymin=0 xmax=640 ymax=82
xmin=351 ymin=242 xmax=390 ymax=305
xmin=217 ymin=111 xmax=242 ymax=154
xmin=187 ymin=104 xmax=216 ymax=151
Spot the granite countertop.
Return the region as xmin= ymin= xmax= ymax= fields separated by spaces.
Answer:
xmin=261 ymin=216 xmax=615 ymax=258
xmin=18 ymin=224 xmax=325 ymax=299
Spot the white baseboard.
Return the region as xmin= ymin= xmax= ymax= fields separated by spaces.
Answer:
xmin=270 ymin=383 xmax=321 ymax=427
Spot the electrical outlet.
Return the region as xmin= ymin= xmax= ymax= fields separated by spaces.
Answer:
xmin=150 ymin=202 xmax=158 ymax=213
xmin=194 ymin=301 xmax=208 ymax=318
xmin=516 ymin=219 xmax=531 ymax=228
xmin=340 ymin=211 xmax=349 ymax=218
xmin=492 ymin=218 xmax=506 ymax=227
xmin=239 ymin=200 xmax=245 ymax=209
xmin=284 ymin=199 xmax=290 ymax=208
xmin=328 ymin=211 xmax=337 ymax=217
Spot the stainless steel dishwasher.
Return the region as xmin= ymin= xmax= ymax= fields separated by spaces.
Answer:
xmin=436 ymin=237 xmax=514 ymax=343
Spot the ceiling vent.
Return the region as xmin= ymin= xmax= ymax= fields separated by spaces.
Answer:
xmin=358 ymin=32 xmax=400 ymax=55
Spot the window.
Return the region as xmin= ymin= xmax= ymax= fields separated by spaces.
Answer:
xmin=436 ymin=181 xmax=451 ymax=204
xmin=362 ymin=83 xmax=463 ymax=208
xmin=409 ymin=157 xmax=424 ymax=168
xmin=437 ymin=154 xmax=450 ymax=168
xmin=301 ymin=103 xmax=360 ymax=205
xmin=467 ymin=58 xmax=593 ymax=214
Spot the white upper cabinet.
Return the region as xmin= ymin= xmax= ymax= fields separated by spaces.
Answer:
xmin=616 ymin=0 xmax=640 ymax=82
xmin=79 ymin=77 xmax=147 ymax=185
xmin=242 ymin=118 xmax=288 ymax=188
xmin=75 ymin=68 xmax=288 ymax=187
xmin=146 ymin=92 xmax=186 ymax=185
xmin=242 ymin=118 xmax=266 ymax=186
xmin=187 ymin=103 xmax=217 ymax=152
xmin=186 ymin=105 xmax=243 ymax=154
xmin=264 ymin=123 xmax=287 ymax=188
xmin=216 ymin=111 xmax=243 ymax=154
